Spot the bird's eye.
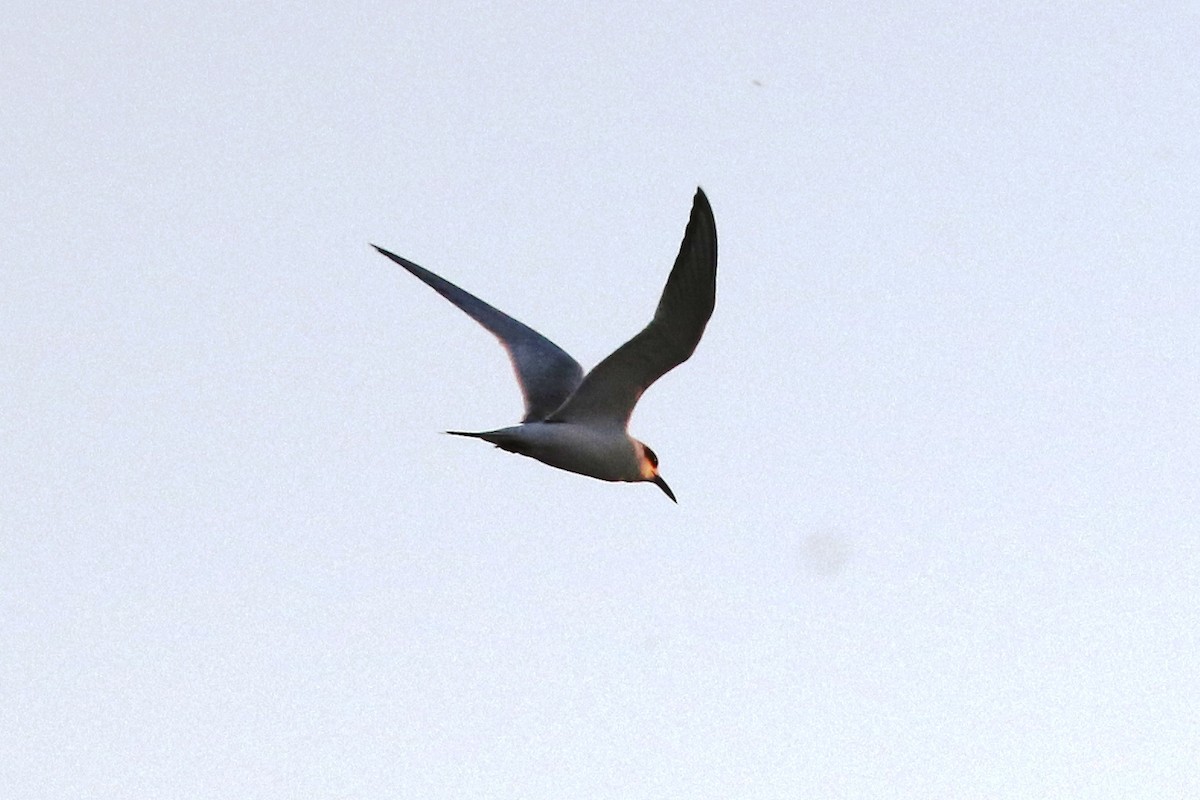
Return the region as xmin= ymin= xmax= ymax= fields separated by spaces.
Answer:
xmin=643 ymin=445 xmax=659 ymax=467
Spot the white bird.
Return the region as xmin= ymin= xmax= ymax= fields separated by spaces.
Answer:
xmin=373 ymin=187 xmax=717 ymax=502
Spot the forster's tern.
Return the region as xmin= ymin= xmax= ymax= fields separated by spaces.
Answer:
xmin=373 ymin=187 xmax=717 ymax=502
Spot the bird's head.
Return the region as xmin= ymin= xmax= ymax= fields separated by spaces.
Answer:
xmin=636 ymin=441 xmax=676 ymax=503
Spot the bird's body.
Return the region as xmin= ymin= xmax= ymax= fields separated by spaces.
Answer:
xmin=447 ymin=422 xmax=649 ymax=484
xmin=373 ymin=188 xmax=717 ymax=502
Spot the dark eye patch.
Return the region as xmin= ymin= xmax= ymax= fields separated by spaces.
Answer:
xmin=643 ymin=445 xmax=659 ymax=467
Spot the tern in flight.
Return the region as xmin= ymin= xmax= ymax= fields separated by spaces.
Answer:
xmin=373 ymin=187 xmax=717 ymax=502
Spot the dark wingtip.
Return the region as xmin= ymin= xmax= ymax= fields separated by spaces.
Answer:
xmin=687 ymin=187 xmax=715 ymax=241
xmin=372 ymin=244 xmax=418 ymax=272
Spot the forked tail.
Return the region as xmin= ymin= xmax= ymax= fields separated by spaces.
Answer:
xmin=443 ymin=429 xmax=528 ymax=455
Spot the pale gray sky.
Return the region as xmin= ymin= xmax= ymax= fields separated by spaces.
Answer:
xmin=3 ymin=3 xmax=1198 ymax=798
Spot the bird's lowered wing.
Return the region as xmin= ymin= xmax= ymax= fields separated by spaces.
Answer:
xmin=373 ymin=246 xmax=585 ymax=422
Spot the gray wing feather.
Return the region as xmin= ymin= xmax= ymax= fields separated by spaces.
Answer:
xmin=373 ymin=245 xmax=584 ymax=422
xmin=547 ymin=188 xmax=717 ymax=426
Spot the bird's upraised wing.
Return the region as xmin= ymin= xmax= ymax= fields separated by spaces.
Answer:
xmin=373 ymin=246 xmax=584 ymax=422
xmin=547 ymin=188 xmax=717 ymax=427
